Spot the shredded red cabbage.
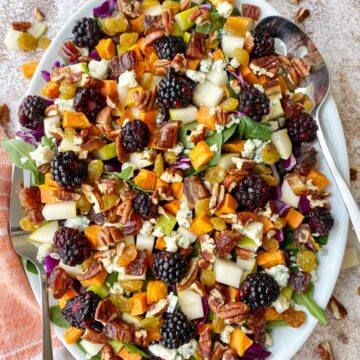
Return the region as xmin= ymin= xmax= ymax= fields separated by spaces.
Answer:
xmin=106 ymin=163 xmax=123 ymax=172
xmin=283 ymin=153 xmax=297 ymax=171
xmin=275 ymin=229 xmax=284 ymax=242
xmin=305 ymin=242 xmax=316 ymax=252
xmin=199 ymin=4 xmax=212 ymax=10
xmin=226 ymin=66 xmax=248 ymax=89
xmin=89 ymin=49 xmax=101 ymax=60
xmin=298 ymin=195 xmax=311 ymax=214
xmin=197 ymin=296 xmax=210 ymax=327
xmin=273 ymin=200 xmax=290 ymax=216
xmin=52 ymin=60 xmax=62 ymax=70
xmin=243 ymin=343 xmax=271 ymax=360
xmin=45 ymin=255 xmax=60 ymax=276
xmin=93 ymin=0 xmax=117 ymax=18
xmin=171 ymin=156 xmax=191 ymax=170
xmin=41 ymin=70 xmax=51 ymax=82
xmin=16 ymin=128 xmax=45 ymax=146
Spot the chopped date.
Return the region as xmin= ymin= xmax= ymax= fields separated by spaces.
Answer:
xmin=19 ymin=186 xmax=42 ymax=209
xmin=183 ymin=176 xmax=210 ymax=205
xmin=215 ymin=230 xmax=241 ymax=256
xmin=186 ymin=32 xmax=207 ymax=59
xmin=122 ymin=212 xmax=142 ymax=236
xmin=288 ymin=271 xmax=311 ymax=293
xmin=49 ymin=267 xmax=74 ymax=299
xmin=126 ymin=250 xmax=147 ymax=276
xmin=103 ymin=319 xmax=134 ymax=342
xmin=154 ymin=121 xmax=180 ymax=149
xmin=109 ymin=50 xmax=138 ymax=78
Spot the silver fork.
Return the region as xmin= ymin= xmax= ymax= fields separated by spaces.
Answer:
xmin=9 ymin=166 xmax=54 ymax=360
xmin=256 ymin=16 xmax=360 ymax=240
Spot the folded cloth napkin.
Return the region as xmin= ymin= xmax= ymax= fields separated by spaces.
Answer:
xmin=0 ymin=128 xmax=73 ymax=360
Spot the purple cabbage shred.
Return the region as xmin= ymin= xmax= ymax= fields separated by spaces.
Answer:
xmin=171 ymin=156 xmax=191 ymax=170
xmin=93 ymin=0 xmax=117 ymax=18
xmin=242 ymin=343 xmax=271 ymax=360
xmin=45 ymin=255 xmax=60 ymax=276
xmin=16 ymin=127 xmax=45 ymax=146
xmin=41 ymin=70 xmax=51 ymax=82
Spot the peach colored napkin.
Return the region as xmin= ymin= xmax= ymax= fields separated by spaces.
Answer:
xmin=0 ymin=127 xmax=72 ymax=360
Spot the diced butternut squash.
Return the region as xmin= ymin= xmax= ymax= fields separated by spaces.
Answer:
xmin=307 ymin=170 xmax=330 ymax=191
xmin=155 ymin=237 xmax=166 ymax=250
xmin=215 ymin=194 xmax=238 ymax=215
xmin=189 ymin=216 xmax=214 ymax=235
xmin=230 ymin=328 xmax=253 ymax=357
xmin=80 ymin=270 xmax=108 ymax=287
xmin=59 ymin=288 xmax=79 ymax=309
xmin=21 ymin=60 xmax=39 ymax=78
xmin=39 ymin=185 xmax=59 ymax=204
xmin=134 ymin=61 xmax=147 ymax=81
xmin=263 ymin=307 xmax=306 ymax=328
xmin=129 ymin=292 xmax=148 ymax=316
xmin=258 ymin=75 xmax=270 ymax=85
xmin=96 ymin=38 xmax=116 ymax=60
xmin=119 ymin=346 xmax=142 ymax=360
xmin=212 ymin=49 xmax=225 ymax=61
xmin=147 ymin=281 xmax=168 ymax=304
xmin=188 ymin=141 xmax=215 ymax=170
xmin=45 ymin=173 xmax=59 ymax=188
xmin=163 ymin=199 xmax=180 ymax=216
xmin=227 ymin=287 xmax=240 ymax=302
xmin=64 ymin=327 xmax=84 ymax=345
xmin=147 ymin=328 xmax=161 ymax=342
xmin=222 ymin=139 xmax=246 ymax=153
xmin=62 ymin=111 xmax=91 ymax=129
xmin=259 ymin=215 xmax=275 ymax=234
xmin=126 ymin=86 xmax=144 ymax=107
xmin=186 ymin=58 xmax=201 ymax=70
xmin=117 ymin=108 xmax=134 ymax=125
xmin=155 ymin=178 xmax=168 ymax=189
xmin=171 ymin=182 xmax=184 ymax=199
xmin=285 ymin=208 xmax=304 ymax=230
xmin=101 ymin=80 xmax=118 ymax=97
xmin=138 ymin=110 xmax=158 ymax=125
xmin=224 ymin=16 xmax=254 ymax=37
xmin=84 ymin=224 xmax=102 ymax=250
xmin=257 ymin=250 xmax=286 ymax=269
xmin=197 ymin=107 xmax=216 ymax=130
xmin=240 ymin=65 xmax=259 ymax=85
xmin=131 ymin=14 xmax=145 ymax=33
xmin=41 ymin=81 xmax=60 ymax=99
xmin=133 ymin=169 xmax=157 ymax=191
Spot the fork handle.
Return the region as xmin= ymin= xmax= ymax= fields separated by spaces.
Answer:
xmin=40 ymin=270 xmax=54 ymax=360
xmin=316 ymin=120 xmax=360 ymax=240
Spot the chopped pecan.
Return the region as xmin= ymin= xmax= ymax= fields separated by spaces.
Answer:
xmin=187 ymin=124 xmax=207 ymax=143
xmin=217 ymin=301 xmax=250 ymax=324
xmin=209 ymin=183 xmax=225 ymax=214
xmin=97 ymin=124 xmax=118 ymax=142
xmin=250 ymin=55 xmax=280 ymax=78
xmin=81 ymin=137 xmax=107 ymax=152
xmin=116 ymin=199 xmax=133 ymax=224
xmin=180 ymin=0 xmax=191 ymax=11
xmin=328 ymin=296 xmax=348 ymax=320
xmin=296 ymin=7 xmax=310 ymax=23
xmin=146 ymin=298 xmax=168 ymax=317
xmin=153 ymin=59 xmax=171 ymax=76
xmin=143 ymin=30 xmax=165 ymax=47
xmin=222 ymin=349 xmax=237 ymax=360
xmin=83 ymin=77 xmax=104 ymax=89
xmin=97 ymin=226 xmax=123 ymax=248
xmin=11 ymin=21 xmax=32 ymax=31
xmin=177 ymin=258 xmax=199 ymax=291
xmin=291 ymin=57 xmax=311 ymax=78
xmin=211 ymin=342 xmax=226 ymax=360
xmin=199 ymin=234 xmax=216 ymax=264
xmin=198 ymin=325 xmax=212 ymax=360
xmin=183 ymin=176 xmax=210 ymax=205
xmin=215 ymin=230 xmax=241 ymax=257
xmin=96 ymin=178 xmax=117 ymax=195
xmin=34 ymin=7 xmax=45 ymax=21
xmin=96 ymin=106 xmax=113 ymax=125
xmin=143 ymin=15 xmax=164 ymax=35
xmin=244 ymin=31 xmax=255 ymax=53
xmin=109 ymin=50 xmax=138 ymax=78
xmin=134 ymin=330 xmax=149 ymax=347
xmin=279 ymin=56 xmax=298 ymax=86
xmin=224 ymin=168 xmax=249 ymax=192
xmin=101 ymin=344 xmax=121 ymax=360
xmin=115 ymin=133 xmax=130 ymax=162
xmin=49 ymin=267 xmax=74 ymax=299
xmin=208 ymin=288 xmax=225 ymax=312
xmin=77 ymin=261 xmax=103 ymax=281
xmin=188 ymin=9 xmax=211 ymax=26
xmin=160 ymin=168 xmax=184 ymax=183
xmin=171 ymin=53 xmax=187 ymax=73
xmin=95 ymin=299 xmax=118 ymax=325
xmin=117 ymin=0 xmax=141 ymax=18
xmin=66 ymin=71 xmax=84 ymax=84
xmin=50 ymin=66 xmax=71 ymax=82
xmin=82 ymin=329 xmax=109 ymax=344
xmin=235 ymin=247 xmax=254 ymax=260
xmin=154 ymin=121 xmax=180 ymax=149
xmin=45 ymin=104 xmax=60 ymax=117
xmin=247 ymin=311 xmax=266 ymax=345
xmin=82 ymin=184 xmax=103 ymax=213
xmin=212 ymin=107 xmax=230 ymax=127
xmin=0 ymin=103 xmax=9 ymax=134
xmin=162 ymin=10 xmax=174 ymax=35
xmin=152 ymin=186 xmax=174 ymax=205
xmin=27 ymin=208 xmax=44 ymax=225
xmin=132 ymin=87 xmax=158 ymax=112
xmin=57 ymin=189 xmax=81 ymax=201
xmin=242 ymin=4 xmax=261 ymax=20
xmin=190 ymin=280 xmax=206 ymax=296
xmin=186 ymin=32 xmax=207 ymax=59
xmin=317 ymin=341 xmax=334 ymax=360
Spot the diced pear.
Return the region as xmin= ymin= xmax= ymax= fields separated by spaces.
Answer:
xmin=213 ymin=258 xmax=242 ymax=288
xmin=280 ymin=180 xmax=300 ymax=208
xmin=92 ymin=143 xmax=117 ymax=160
xmin=27 ymin=22 xmax=47 ymax=39
xmin=59 ymin=137 xmax=80 ymax=154
xmin=136 ymin=233 xmax=155 ymax=253
xmin=79 ymin=340 xmax=104 ymax=355
xmin=155 ymin=214 xmax=177 ymax=236
xmin=177 ymin=226 xmax=197 ymax=243
xmin=193 ymin=81 xmax=224 ymax=108
xmin=206 ymin=69 xmax=229 ymax=87
xmin=4 ymin=29 xmax=22 ymax=50
xmin=69 ymin=62 xmax=89 ymax=74
xmin=237 ymin=237 xmax=259 ymax=252
xmin=142 ymin=2 xmax=162 ymax=15
xmin=87 ymin=284 xmax=109 ymax=299
xmin=174 ymin=6 xmax=199 ymax=31
xmin=236 ymin=257 xmax=257 ymax=282
xmin=262 ymin=99 xmax=285 ymax=121
xmin=109 ymin=340 xmax=125 ymax=354
xmin=218 ymin=153 xmax=239 ymax=170
xmin=184 ymin=31 xmax=191 ymax=44
xmin=42 ymin=201 xmax=77 ymax=221
xmin=271 ymin=129 xmax=292 ymax=160
xmin=178 ymin=288 xmax=204 ymax=320
xmin=117 ymin=85 xmax=129 ymax=107
xmin=44 ymin=116 xmax=62 ymax=138
xmin=28 ymin=221 xmax=59 ymax=244
xmin=221 ymin=34 xmax=245 ymax=58
xmin=169 ymin=105 xmax=198 ymax=124
xmin=129 ymin=152 xmax=154 ymax=170
xmin=59 ymin=261 xmax=84 ymax=277
xmin=172 ymin=22 xmax=184 ymax=37
xmin=121 ymin=313 xmax=141 ymax=329
xmin=241 ymin=222 xmax=263 ymax=246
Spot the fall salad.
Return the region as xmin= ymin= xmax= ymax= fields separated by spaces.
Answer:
xmin=3 ymin=0 xmax=335 ymax=359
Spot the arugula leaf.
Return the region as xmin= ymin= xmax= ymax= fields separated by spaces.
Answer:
xmin=2 ymin=138 xmax=42 ymax=184
xmin=105 ymin=166 xmax=134 ymax=180
xmin=316 ymin=234 xmax=329 ymax=246
xmin=292 ymin=284 xmax=328 ymax=325
xmin=266 ymin=320 xmax=289 ymax=330
xmin=26 ymin=259 xmax=38 ymax=274
xmin=49 ymin=306 xmax=70 ymax=328
xmin=242 ymin=117 xmax=272 ymax=141
xmin=222 ymin=124 xmax=238 ymax=143
xmin=196 ymin=12 xmax=225 ymax=34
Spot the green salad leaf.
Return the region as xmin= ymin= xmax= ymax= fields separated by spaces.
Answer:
xmin=222 ymin=123 xmax=238 ymax=143
xmin=26 ymin=259 xmax=38 ymax=274
xmin=316 ymin=233 xmax=329 ymax=246
xmin=105 ymin=166 xmax=134 ymax=180
xmin=242 ymin=117 xmax=272 ymax=141
xmin=179 ymin=121 xmax=198 ymax=149
xmin=123 ymin=343 xmax=150 ymax=358
xmin=266 ymin=320 xmax=289 ymax=330
xmin=292 ymin=284 xmax=328 ymax=325
xmin=41 ymin=136 xmax=55 ymax=151
xmin=49 ymin=305 xmax=70 ymax=328
xmin=105 ymin=272 xmax=118 ymax=287
xmin=196 ymin=12 xmax=225 ymax=34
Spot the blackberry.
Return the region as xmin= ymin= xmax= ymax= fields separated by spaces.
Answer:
xmin=153 ymin=251 xmax=188 ymax=285
xmin=239 ymin=273 xmax=280 ymax=310
xmin=62 ymin=292 xmax=101 ymax=329
xmin=133 ymin=192 xmax=158 ymax=220
xmin=18 ymin=95 xmax=48 ymax=130
xmin=238 ymin=86 xmax=270 ymax=122
xmin=232 ymin=174 xmax=270 ymax=211
xmin=51 ymin=151 xmax=87 ymax=190
xmin=305 ymin=207 xmax=334 ymax=235
xmin=157 ymin=68 xmax=195 ymax=108
xmin=72 ymin=17 xmax=102 ymax=49
xmin=285 ymin=112 xmax=318 ymax=143
xmin=121 ymin=120 xmax=150 ymax=152
xmin=160 ymin=310 xmax=195 ymax=349
xmin=73 ymin=88 xmax=106 ymax=122
xmin=251 ymin=29 xmax=275 ymax=59
xmin=154 ymin=36 xmax=186 ymax=60
xmin=54 ymin=226 xmax=91 ymax=266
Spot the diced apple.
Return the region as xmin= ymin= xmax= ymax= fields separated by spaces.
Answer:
xmin=178 ymin=288 xmax=204 ymax=320
xmin=142 ymin=2 xmax=162 ymax=16
xmin=69 ymin=63 xmax=89 ymax=74
xmin=206 ymin=69 xmax=229 ymax=87
xmin=59 ymin=261 xmax=84 ymax=277
xmin=280 ymin=180 xmax=300 ymax=208
xmin=221 ymin=34 xmax=245 ymax=58
xmin=27 ymin=22 xmax=47 ymax=39
xmin=262 ymin=99 xmax=285 ymax=121
xmin=193 ymin=81 xmax=224 ymax=108
xmin=236 ymin=237 xmax=259 ymax=252
xmin=177 ymin=226 xmax=197 ymax=243
xmin=218 ymin=153 xmax=239 ymax=170
xmin=136 ymin=233 xmax=155 ymax=253
xmin=236 ymin=257 xmax=257 ymax=282
xmin=241 ymin=222 xmax=263 ymax=246
xmin=42 ymin=201 xmax=77 ymax=221
xmin=129 ymin=152 xmax=154 ymax=170
xmin=28 ymin=221 xmax=59 ymax=244
xmin=4 ymin=29 xmax=22 ymax=50
xmin=213 ymin=258 xmax=242 ymax=288
xmin=44 ymin=116 xmax=63 ymax=138
xmin=174 ymin=6 xmax=199 ymax=31
xmin=155 ymin=214 xmax=177 ymax=236
xmin=271 ymin=129 xmax=292 ymax=160
xmin=109 ymin=340 xmax=124 ymax=354
xmin=121 ymin=312 xmax=141 ymax=329
xmin=92 ymin=143 xmax=117 ymax=160
xmin=169 ymin=106 xmax=198 ymax=124
xmin=79 ymin=340 xmax=104 ymax=356
xmin=59 ymin=137 xmax=80 ymax=154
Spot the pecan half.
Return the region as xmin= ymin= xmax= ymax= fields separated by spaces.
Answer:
xmin=117 ymin=0 xmax=141 ymax=18
xmin=209 ymin=183 xmax=225 ymax=214
xmin=242 ymin=4 xmax=261 ymax=20
xmin=222 ymin=349 xmax=237 ymax=360
xmin=115 ymin=133 xmax=130 ymax=162
xmin=101 ymin=344 xmax=121 ymax=360
xmin=77 ymin=261 xmax=103 ymax=281
xmin=96 ymin=106 xmax=112 ymax=125
xmin=183 ymin=176 xmax=210 ymax=205
xmin=317 ymin=341 xmax=334 ymax=360
xmin=211 ymin=342 xmax=226 ymax=360
xmin=82 ymin=329 xmax=109 ymax=344
xmin=327 ymin=296 xmax=348 ymax=320
xmin=143 ymin=30 xmax=165 ymax=47
xmin=132 ymin=87 xmax=158 ymax=112
xmin=96 ymin=178 xmax=117 ymax=195
xmin=143 ymin=15 xmax=164 ymax=35
xmin=116 ymin=199 xmax=133 ymax=224
xmin=171 ymin=53 xmax=187 ymax=73
xmin=188 ymin=124 xmax=207 ymax=143
xmin=199 ymin=325 xmax=212 ymax=360
xmin=208 ymin=288 xmax=225 ymax=312
xmin=177 ymin=257 xmax=199 ymax=291
xmin=50 ymin=66 xmax=71 ymax=82
xmin=104 ymin=319 xmax=133 ymax=342
xmin=244 ymin=31 xmax=255 ymax=53
xmin=11 ymin=21 xmax=32 ymax=31
xmin=153 ymin=59 xmax=171 ymax=76
xmin=109 ymin=50 xmax=138 ymax=78
xmin=48 ymin=267 xmax=74 ymax=299
xmin=81 ymin=137 xmax=107 ymax=152
xmin=134 ymin=330 xmax=149 ymax=347
xmin=296 ymin=7 xmax=310 ymax=23
xmin=215 ymin=230 xmax=241 ymax=257
xmin=212 ymin=107 xmax=230 ymax=127
xmin=186 ymin=32 xmax=207 ymax=59
xmin=152 ymin=186 xmax=173 ymax=205
xmin=57 ymin=189 xmax=81 ymax=201
xmin=162 ymin=10 xmax=174 ymax=35
xmin=146 ymin=298 xmax=168 ymax=317
xmin=180 ymin=0 xmax=191 ymax=11
xmin=189 ymin=9 xmax=211 ymax=26
xmin=279 ymin=56 xmax=298 ymax=86
xmin=217 ymin=302 xmax=250 ymax=324
xmin=224 ymin=168 xmax=248 ymax=192
xmin=291 ymin=57 xmax=311 ymax=78
xmin=97 ymin=226 xmax=123 ymax=248
xmin=160 ymin=168 xmax=184 ymax=183
xmin=95 ymin=299 xmax=118 ymax=325
xmin=250 ymin=55 xmax=280 ymax=78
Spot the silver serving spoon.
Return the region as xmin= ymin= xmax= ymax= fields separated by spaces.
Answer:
xmin=256 ymin=16 xmax=360 ymax=240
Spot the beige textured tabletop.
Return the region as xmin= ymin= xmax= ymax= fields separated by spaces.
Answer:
xmin=0 ymin=0 xmax=359 ymax=359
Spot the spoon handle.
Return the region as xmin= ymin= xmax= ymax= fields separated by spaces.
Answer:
xmin=316 ymin=120 xmax=360 ymax=240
